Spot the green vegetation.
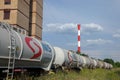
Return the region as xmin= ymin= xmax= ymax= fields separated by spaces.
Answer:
xmin=13 ymin=68 xmax=120 ymax=80
xmin=115 ymin=62 xmax=120 ymax=67
xmin=37 ymin=68 xmax=120 ymax=80
xmin=104 ymin=58 xmax=120 ymax=67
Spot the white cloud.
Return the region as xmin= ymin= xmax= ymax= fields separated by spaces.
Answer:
xmin=67 ymin=43 xmax=77 ymax=46
xmin=113 ymin=29 xmax=120 ymax=38
xmin=43 ymin=23 xmax=77 ymax=33
xmin=86 ymin=38 xmax=112 ymax=45
xmin=113 ymin=34 xmax=120 ymax=38
xmin=82 ymin=23 xmax=103 ymax=32
xmin=66 ymin=38 xmax=112 ymax=48
xmin=43 ymin=23 xmax=104 ymax=34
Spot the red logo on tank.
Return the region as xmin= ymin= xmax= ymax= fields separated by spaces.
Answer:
xmin=68 ymin=52 xmax=73 ymax=62
xmin=25 ymin=37 xmax=42 ymax=59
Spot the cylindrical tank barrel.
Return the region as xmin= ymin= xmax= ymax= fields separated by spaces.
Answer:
xmin=0 ymin=22 xmax=54 ymax=71
xmin=53 ymin=47 xmax=65 ymax=67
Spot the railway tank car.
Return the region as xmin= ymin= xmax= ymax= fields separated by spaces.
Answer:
xmin=0 ymin=22 xmax=113 ymax=77
xmin=52 ymin=47 xmax=65 ymax=69
xmin=68 ymin=51 xmax=80 ymax=69
xmin=92 ymin=59 xmax=97 ymax=69
xmin=0 ymin=22 xmax=54 ymax=71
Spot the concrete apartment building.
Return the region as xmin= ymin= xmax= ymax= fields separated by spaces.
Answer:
xmin=0 ymin=0 xmax=43 ymax=40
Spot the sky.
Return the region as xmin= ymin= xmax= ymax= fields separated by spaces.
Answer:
xmin=42 ymin=0 xmax=120 ymax=62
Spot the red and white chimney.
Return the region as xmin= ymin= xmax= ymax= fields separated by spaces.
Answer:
xmin=77 ymin=24 xmax=81 ymax=53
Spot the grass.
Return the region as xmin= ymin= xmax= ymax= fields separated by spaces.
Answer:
xmin=14 ymin=68 xmax=120 ymax=80
xmin=38 ymin=68 xmax=120 ymax=80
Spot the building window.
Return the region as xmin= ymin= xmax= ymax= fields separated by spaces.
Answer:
xmin=4 ymin=0 xmax=11 ymax=4
xmin=4 ymin=10 xmax=10 ymax=19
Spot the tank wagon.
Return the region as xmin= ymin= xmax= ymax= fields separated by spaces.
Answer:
xmin=0 ymin=22 xmax=113 ymax=79
xmin=0 ymin=22 xmax=54 ymax=71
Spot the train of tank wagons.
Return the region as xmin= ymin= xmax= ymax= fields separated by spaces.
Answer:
xmin=0 ymin=22 xmax=113 ymax=73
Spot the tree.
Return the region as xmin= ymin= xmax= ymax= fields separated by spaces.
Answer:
xmin=115 ymin=62 xmax=120 ymax=67
xmin=104 ymin=58 xmax=115 ymax=66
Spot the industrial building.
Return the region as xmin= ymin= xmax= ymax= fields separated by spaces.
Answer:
xmin=0 ymin=0 xmax=43 ymax=40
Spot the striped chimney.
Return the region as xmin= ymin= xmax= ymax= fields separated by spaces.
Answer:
xmin=77 ymin=24 xmax=81 ymax=53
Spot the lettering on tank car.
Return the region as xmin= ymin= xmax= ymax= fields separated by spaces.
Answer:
xmin=25 ymin=37 xmax=42 ymax=59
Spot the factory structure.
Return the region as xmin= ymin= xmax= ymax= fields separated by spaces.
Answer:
xmin=0 ymin=0 xmax=43 ymax=40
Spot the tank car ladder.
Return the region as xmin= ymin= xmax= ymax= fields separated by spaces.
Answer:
xmin=0 ymin=22 xmax=16 ymax=80
xmin=2 ymin=23 xmax=16 ymax=80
